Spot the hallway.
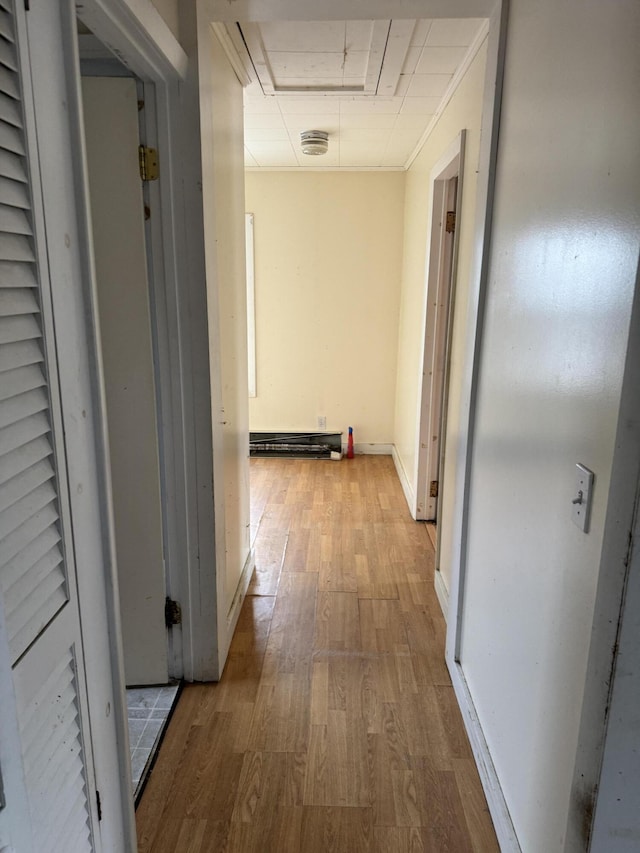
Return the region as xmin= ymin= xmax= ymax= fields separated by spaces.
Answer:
xmin=135 ymin=457 xmax=498 ymax=851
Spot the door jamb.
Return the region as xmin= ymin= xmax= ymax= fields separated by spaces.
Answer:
xmin=439 ymin=1 xmax=521 ymax=850
xmin=72 ymin=0 xmax=218 ymax=682
xmin=567 ymin=264 xmax=640 ymax=850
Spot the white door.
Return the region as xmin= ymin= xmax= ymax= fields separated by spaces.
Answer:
xmin=0 ymin=1 xmax=133 ymax=850
xmin=82 ymin=76 xmax=168 ymax=687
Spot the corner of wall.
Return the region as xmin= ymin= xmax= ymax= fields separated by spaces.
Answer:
xmin=392 ymin=444 xmax=416 ymax=518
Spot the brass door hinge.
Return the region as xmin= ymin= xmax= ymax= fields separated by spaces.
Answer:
xmin=165 ymin=597 xmax=182 ymax=628
xmin=430 ymin=480 xmax=439 ymax=498
xmin=445 ymin=211 xmax=456 ymax=233
xmin=139 ymin=145 xmax=159 ymax=181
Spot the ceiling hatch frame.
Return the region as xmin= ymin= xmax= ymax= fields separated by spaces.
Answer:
xmin=225 ymin=20 xmax=416 ymax=97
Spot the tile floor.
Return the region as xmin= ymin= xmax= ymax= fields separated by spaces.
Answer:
xmin=126 ymin=684 xmax=180 ymax=799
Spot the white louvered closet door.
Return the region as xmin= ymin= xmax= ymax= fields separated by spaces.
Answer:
xmin=0 ymin=0 xmax=102 ymax=850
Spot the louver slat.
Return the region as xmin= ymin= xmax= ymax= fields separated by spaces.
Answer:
xmin=0 ymin=91 xmax=20 ymax=126
xmin=24 ymin=682 xmax=79 ymax=782
xmin=0 ymin=482 xmax=57 ymax=546
xmin=0 ymin=146 xmax=26 ymax=181
xmin=0 ymin=10 xmax=14 ymax=43
xmin=0 ymin=410 xmax=49 ymax=459
xmin=22 ymin=674 xmax=76 ymax=770
xmin=0 ymin=433 xmax=50 ymax=485
xmin=0 ymin=454 xmax=53 ymax=512
xmin=43 ymin=764 xmax=87 ymax=842
xmin=0 ymin=286 xmax=38 ymax=315
xmin=0 ymin=503 xmax=57 ymax=573
xmin=19 ymin=652 xmax=92 ymax=853
xmin=0 ymin=258 xmax=37 ymax=287
xmin=51 ymin=796 xmax=92 ymax=853
xmin=0 ymin=340 xmax=43 ymax=373
xmin=0 ymin=231 xmax=33 ymax=260
xmin=2 ymin=525 xmax=60 ymax=593
xmin=0 ymin=119 xmax=24 ymax=154
xmin=5 ymin=545 xmax=63 ymax=615
xmin=0 ymin=34 xmax=16 ymax=71
xmin=0 ymin=363 xmax=44 ymax=401
xmin=0 ymin=313 xmax=39 ymax=344
xmin=0 ymin=386 xmax=47 ymax=428
xmin=0 ymin=202 xmax=30 ymax=233
xmin=0 ymin=63 xmax=17 ymax=98
xmin=0 ymin=174 xmax=28 ymax=208
xmin=49 ymin=783 xmax=92 ymax=853
xmin=8 ymin=570 xmax=66 ymax=660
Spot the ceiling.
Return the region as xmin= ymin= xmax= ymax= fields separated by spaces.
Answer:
xmin=226 ymin=18 xmax=488 ymax=170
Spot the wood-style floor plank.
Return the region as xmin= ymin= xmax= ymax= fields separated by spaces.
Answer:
xmin=136 ymin=457 xmax=498 ymax=852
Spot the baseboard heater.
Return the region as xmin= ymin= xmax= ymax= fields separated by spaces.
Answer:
xmin=250 ymin=431 xmax=342 ymax=459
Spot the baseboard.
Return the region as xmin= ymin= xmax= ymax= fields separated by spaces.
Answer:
xmin=392 ymin=445 xmax=416 ymax=518
xmin=449 ymin=660 xmax=521 ymax=852
xmin=434 ymin=569 xmax=449 ymax=621
xmin=221 ymin=547 xmax=255 ymax=664
xmin=340 ymin=442 xmax=393 ymax=455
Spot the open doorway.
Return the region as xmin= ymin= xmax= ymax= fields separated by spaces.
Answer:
xmin=414 ymin=134 xmax=465 ymax=584
xmin=76 ymin=21 xmax=178 ymax=799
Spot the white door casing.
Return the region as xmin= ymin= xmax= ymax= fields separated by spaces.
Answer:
xmin=78 ymin=0 xmax=223 ymax=682
xmin=414 ymin=133 xmax=465 ymax=522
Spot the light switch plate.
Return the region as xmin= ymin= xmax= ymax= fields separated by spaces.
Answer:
xmin=572 ymin=463 xmax=594 ymax=533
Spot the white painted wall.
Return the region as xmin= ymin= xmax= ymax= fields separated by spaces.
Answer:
xmin=151 ymin=0 xmax=180 ymax=43
xmin=82 ymin=76 xmax=168 ymax=687
xmin=245 ymin=171 xmax=405 ymax=447
xmin=198 ymin=21 xmax=253 ymax=648
xmin=459 ymin=1 xmax=640 ymax=850
xmin=393 ymin=42 xmax=487 ymax=575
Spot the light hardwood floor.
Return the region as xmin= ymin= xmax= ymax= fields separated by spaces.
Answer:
xmin=136 ymin=457 xmax=498 ymax=852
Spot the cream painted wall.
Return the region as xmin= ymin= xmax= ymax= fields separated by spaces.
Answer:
xmin=460 ymin=1 xmax=640 ymax=850
xmin=245 ymin=171 xmax=405 ymax=446
xmin=393 ymin=41 xmax=487 ymax=592
xmin=200 ymin=27 xmax=252 ymax=618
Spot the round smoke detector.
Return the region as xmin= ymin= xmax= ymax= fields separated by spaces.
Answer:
xmin=300 ymin=130 xmax=329 ymax=156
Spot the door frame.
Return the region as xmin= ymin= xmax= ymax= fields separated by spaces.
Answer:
xmin=438 ymin=1 xmax=520 ymax=850
xmin=414 ymin=133 xmax=465 ymax=522
xmin=74 ymin=0 xmax=221 ymax=682
xmin=567 ymin=267 xmax=640 ymax=850
xmin=80 ymin=72 xmax=170 ymax=686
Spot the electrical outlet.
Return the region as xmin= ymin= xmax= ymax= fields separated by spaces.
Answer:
xmin=317 ymin=416 xmax=326 ymax=431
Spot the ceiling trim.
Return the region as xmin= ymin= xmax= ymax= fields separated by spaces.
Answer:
xmin=245 ymin=166 xmax=406 ymax=172
xmin=210 ymin=23 xmax=252 ymax=86
xmin=240 ymin=22 xmax=275 ymax=93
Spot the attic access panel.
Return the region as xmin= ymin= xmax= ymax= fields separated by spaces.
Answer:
xmin=231 ymin=19 xmax=415 ymax=96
